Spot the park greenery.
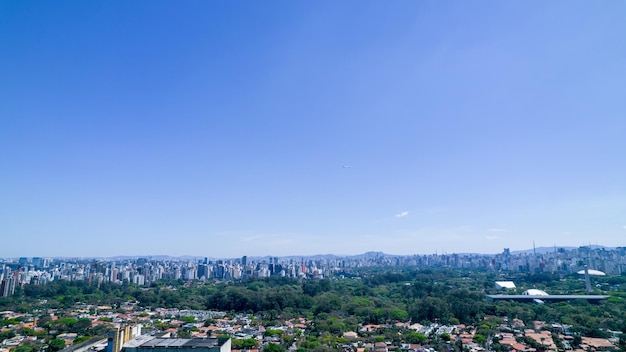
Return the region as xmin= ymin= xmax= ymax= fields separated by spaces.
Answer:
xmin=2 ymin=267 xmax=626 ymax=351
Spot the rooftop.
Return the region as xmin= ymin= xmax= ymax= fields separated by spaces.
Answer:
xmin=124 ymin=337 xmax=230 ymax=350
xmin=486 ymin=294 xmax=609 ymax=302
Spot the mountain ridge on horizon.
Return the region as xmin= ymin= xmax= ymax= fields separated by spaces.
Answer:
xmin=4 ymin=245 xmax=618 ymax=261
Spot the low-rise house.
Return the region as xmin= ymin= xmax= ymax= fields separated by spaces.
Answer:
xmin=360 ymin=324 xmax=383 ymax=333
xmin=374 ymin=342 xmax=387 ymax=352
xmin=401 ymin=343 xmax=422 ymax=352
xmin=498 ymin=335 xmax=517 ymax=347
xmin=511 ymin=319 xmax=525 ymax=328
xmin=580 ymin=337 xmax=615 ymax=351
xmin=510 ymin=343 xmax=535 ymax=352
xmin=343 ymin=332 xmax=358 ymax=339
xmin=2 ymin=335 xmax=24 ymax=347
xmin=58 ymin=332 xmax=78 ymax=344
xmin=408 ymin=323 xmax=423 ymax=331
xmin=524 ymin=330 xmax=556 ymax=351
xmin=458 ymin=334 xmax=473 ymax=345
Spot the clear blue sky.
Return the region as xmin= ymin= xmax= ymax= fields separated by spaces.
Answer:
xmin=1 ymin=1 xmax=625 ymax=258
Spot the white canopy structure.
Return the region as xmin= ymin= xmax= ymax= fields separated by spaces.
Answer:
xmin=495 ymin=281 xmax=516 ymax=289
xmin=522 ymin=289 xmax=549 ymax=296
xmin=577 ymin=269 xmax=606 ymax=276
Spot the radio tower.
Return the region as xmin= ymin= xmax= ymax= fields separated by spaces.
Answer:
xmin=584 ymin=265 xmax=592 ymax=293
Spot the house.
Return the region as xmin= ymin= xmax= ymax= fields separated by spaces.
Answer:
xmin=511 ymin=343 xmax=535 ymax=352
xmin=342 ymin=332 xmax=358 ymax=339
xmin=374 ymin=342 xmax=387 ymax=352
xmin=580 ymin=337 xmax=615 ymax=351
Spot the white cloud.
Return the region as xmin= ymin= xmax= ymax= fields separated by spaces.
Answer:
xmin=395 ymin=211 xmax=409 ymax=217
xmin=487 ymin=228 xmax=510 ymax=233
xmin=623 ymin=225 xmax=626 ymax=230
xmin=485 ymin=236 xmax=498 ymax=240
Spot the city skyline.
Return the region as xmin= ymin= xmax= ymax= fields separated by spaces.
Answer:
xmin=1 ymin=243 xmax=622 ymax=261
xmin=2 ymin=1 xmax=625 ymax=258
xmin=3 ymin=245 xmax=625 ymax=294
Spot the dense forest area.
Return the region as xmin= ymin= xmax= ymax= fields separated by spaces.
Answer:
xmin=3 ymin=268 xmax=626 ymax=340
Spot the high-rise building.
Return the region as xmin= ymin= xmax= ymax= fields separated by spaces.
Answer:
xmin=0 ymin=276 xmax=16 ymax=297
xmin=197 ymin=264 xmax=209 ymax=279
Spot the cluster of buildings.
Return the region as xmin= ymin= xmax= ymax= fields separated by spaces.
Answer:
xmin=1 ymin=246 xmax=625 ymax=297
xmin=1 ymin=302 xmax=621 ymax=352
xmin=0 ymin=256 xmax=331 ymax=296
xmin=381 ymin=246 xmax=626 ymax=275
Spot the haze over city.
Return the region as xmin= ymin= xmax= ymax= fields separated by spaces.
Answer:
xmin=1 ymin=1 xmax=625 ymax=258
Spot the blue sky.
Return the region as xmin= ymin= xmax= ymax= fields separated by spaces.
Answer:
xmin=1 ymin=1 xmax=625 ymax=258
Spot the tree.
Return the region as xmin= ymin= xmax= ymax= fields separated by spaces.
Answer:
xmin=75 ymin=318 xmax=92 ymax=332
xmin=180 ymin=316 xmax=196 ymax=323
xmin=572 ymin=334 xmax=582 ymax=348
xmin=177 ymin=329 xmax=192 ymax=338
xmin=48 ymin=338 xmax=67 ymax=352
xmin=232 ymin=339 xmax=258 ymax=350
xmin=265 ymin=329 xmax=283 ymax=337
xmin=13 ymin=345 xmax=34 ymax=352
xmin=264 ymin=343 xmax=286 ymax=352
xmin=313 ymin=294 xmax=342 ymax=315
xmin=232 ymin=338 xmax=259 ymax=349
xmin=406 ymin=332 xmax=427 ymax=344
xmin=280 ymin=334 xmax=295 ymax=349
xmin=74 ymin=336 xmax=92 ymax=345
xmin=473 ymin=334 xmax=486 ymax=346
xmin=0 ymin=330 xmax=16 ymax=340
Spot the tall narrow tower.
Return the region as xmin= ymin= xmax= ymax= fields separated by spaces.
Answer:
xmin=584 ymin=265 xmax=592 ymax=293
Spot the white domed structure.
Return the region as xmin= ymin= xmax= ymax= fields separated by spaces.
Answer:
xmin=522 ymin=289 xmax=549 ymax=296
xmin=577 ymin=269 xmax=606 ymax=276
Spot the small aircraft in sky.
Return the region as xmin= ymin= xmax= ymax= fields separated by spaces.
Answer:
xmin=342 ymin=165 xmax=351 ymax=168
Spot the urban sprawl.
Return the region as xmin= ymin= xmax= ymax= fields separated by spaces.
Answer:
xmin=1 ymin=245 xmax=625 ymax=352
xmin=1 ymin=246 xmax=624 ymax=293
